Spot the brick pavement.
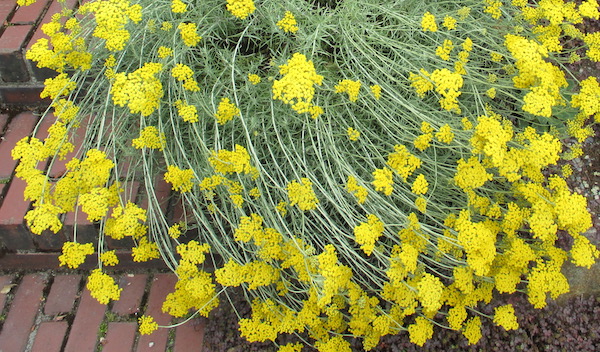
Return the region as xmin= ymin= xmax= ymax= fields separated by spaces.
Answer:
xmin=0 ymin=272 xmax=207 ymax=351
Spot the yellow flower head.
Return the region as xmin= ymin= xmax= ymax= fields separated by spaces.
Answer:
xmin=248 ymin=73 xmax=261 ymax=84
xmin=214 ymin=97 xmax=240 ymax=125
xmin=493 ymin=304 xmax=519 ymax=331
xmin=59 ymin=242 xmax=95 ymax=269
xmin=226 ymin=0 xmax=255 ymax=19
xmin=87 ymin=268 xmax=122 ymax=304
xmin=132 ymin=126 xmax=166 ymax=150
xmin=277 ymin=11 xmax=299 ymax=33
xmin=178 ymin=22 xmax=201 ymax=46
xmin=335 ymin=79 xmax=361 ymax=102
xmin=421 ymin=12 xmax=438 ymax=32
xmin=286 ymin=178 xmax=319 ymax=211
xmin=164 ymin=165 xmax=194 ymax=192
xmin=347 ymin=127 xmax=360 ymax=141
xmin=138 ymin=315 xmax=159 ymax=335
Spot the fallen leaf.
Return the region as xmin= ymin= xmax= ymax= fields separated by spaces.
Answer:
xmin=0 ymin=284 xmax=16 ymax=294
xmin=54 ymin=314 xmax=67 ymax=321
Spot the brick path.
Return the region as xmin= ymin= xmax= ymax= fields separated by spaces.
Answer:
xmin=0 ymin=272 xmax=206 ymax=351
xmin=0 ymin=2 xmax=207 ymax=350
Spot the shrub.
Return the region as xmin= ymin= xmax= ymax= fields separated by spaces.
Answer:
xmin=15 ymin=0 xmax=600 ymax=350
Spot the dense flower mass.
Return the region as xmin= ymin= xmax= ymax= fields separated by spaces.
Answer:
xmin=17 ymin=0 xmax=600 ymax=350
xmin=272 ymin=53 xmax=324 ymax=118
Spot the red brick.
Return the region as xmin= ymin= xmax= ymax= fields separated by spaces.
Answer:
xmin=102 ymin=322 xmax=137 ymax=352
xmin=136 ymin=273 xmax=177 ymax=352
xmin=45 ymin=274 xmax=82 ymax=315
xmin=0 ymin=275 xmax=15 ymax=312
xmin=0 ymin=85 xmax=47 ymax=105
xmin=63 ymin=286 xmax=107 ymax=352
xmin=0 ymin=111 xmax=39 ymax=178
xmin=174 ymin=318 xmax=205 ymax=352
xmin=0 ymin=273 xmax=47 ymax=352
xmin=31 ymin=321 xmax=69 ymax=352
xmin=0 ymin=176 xmax=34 ymax=250
xmin=0 ymin=24 xmax=32 ymax=51
xmin=112 ymin=273 xmax=147 ymax=316
xmin=11 ymin=0 xmax=49 ymax=24
xmin=0 ymin=2 xmax=16 ymax=26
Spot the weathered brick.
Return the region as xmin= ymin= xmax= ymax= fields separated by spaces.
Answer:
xmin=174 ymin=318 xmax=205 ymax=352
xmin=136 ymin=273 xmax=177 ymax=352
xmin=0 ymin=176 xmax=34 ymax=250
xmin=0 ymin=25 xmax=32 ymax=82
xmin=11 ymin=0 xmax=49 ymax=24
xmin=0 ymin=2 xmax=16 ymax=26
xmin=44 ymin=274 xmax=82 ymax=315
xmin=63 ymin=285 xmax=107 ymax=352
xmin=0 ymin=85 xmax=47 ymax=106
xmin=31 ymin=321 xmax=69 ymax=352
xmin=112 ymin=273 xmax=147 ymax=316
xmin=0 ymin=273 xmax=47 ymax=352
xmin=102 ymin=322 xmax=137 ymax=352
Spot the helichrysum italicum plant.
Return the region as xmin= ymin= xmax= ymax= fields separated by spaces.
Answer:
xmin=14 ymin=0 xmax=600 ymax=350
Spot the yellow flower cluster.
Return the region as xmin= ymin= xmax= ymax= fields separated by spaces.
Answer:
xmin=163 ymin=241 xmax=218 ymax=317
xmin=346 ymin=175 xmax=368 ymax=204
xmin=40 ymin=73 xmax=77 ymax=100
xmin=277 ymin=11 xmax=299 ymax=33
xmin=370 ymin=85 xmax=382 ymax=100
xmin=87 ymin=269 xmax=122 ymax=304
xmin=132 ymin=237 xmax=160 ymax=262
xmin=79 ymin=0 xmax=142 ymax=51
xmin=26 ymin=16 xmax=91 ymax=72
xmin=132 ymin=126 xmax=166 ymax=150
xmin=100 ymin=250 xmax=119 ymax=266
xmin=571 ymin=76 xmax=600 ymax=117
xmin=417 ymin=273 xmax=444 ymax=314
xmin=58 ymin=242 xmax=94 ymax=269
xmin=387 ymin=144 xmax=422 ymax=181
xmin=214 ymin=98 xmax=240 ymax=124
xmin=164 ymin=165 xmax=195 ymax=192
xmin=286 ymin=178 xmax=319 ymax=211
xmin=421 ymin=12 xmax=437 ymax=32
xmin=411 ymin=174 xmax=428 ymax=195
xmin=435 ymin=124 xmax=454 ymax=143
xmin=226 ymin=0 xmax=255 ymax=19
xmin=335 ymin=79 xmax=361 ymax=102
xmin=493 ymin=304 xmax=519 ymax=331
xmin=171 ymin=64 xmax=200 ymax=91
xmin=435 ymin=39 xmax=454 ymax=61
xmin=347 ymin=127 xmax=360 ymax=141
xmin=171 ymin=0 xmax=187 ymax=13
xmin=272 ymin=53 xmax=324 ymax=118
xmin=443 ymin=15 xmax=457 ymax=30
xmin=372 ymin=167 xmax=393 ymax=196
xmin=248 ymin=73 xmax=261 ymax=84
xmin=209 ymin=144 xmax=259 ymax=177
xmin=484 ymin=0 xmax=502 ymax=19
xmin=157 ymin=46 xmax=173 ymax=58
xmin=178 ymin=23 xmax=201 ymax=47
xmin=408 ymin=316 xmax=433 ymax=346
xmin=504 ymin=34 xmax=567 ymax=117
xmin=175 ymin=100 xmax=199 ymax=123
xmin=138 ymin=315 xmax=159 ymax=335
xmin=105 ymin=202 xmax=147 ymax=240
xmin=111 ymin=62 xmax=164 ymax=116
xmin=354 ymin=214 xmax=384 ymax=256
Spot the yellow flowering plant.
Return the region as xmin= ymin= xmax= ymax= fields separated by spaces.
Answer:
xmin=15 ymin=0 xmax=600 ymax=350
